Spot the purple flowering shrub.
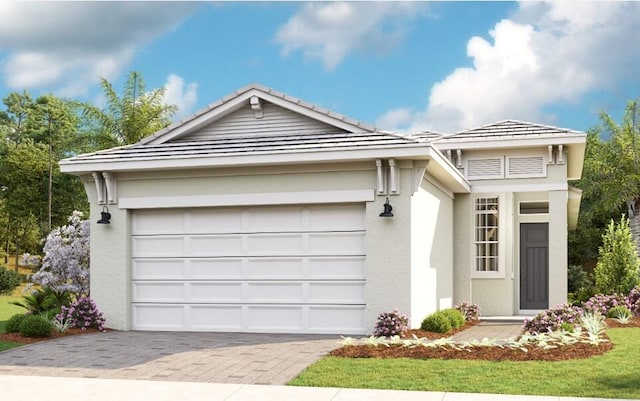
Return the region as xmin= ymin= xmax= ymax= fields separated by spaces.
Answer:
xmin=522 ymin=304 xmax=583 ymax=334
xmin=583 ymin=293 xmax=631 ymax=316
xmin=455 ymin=302 xmax=480 ymax=322
xmin=626 ymin=286 xmax=640 ymax=316
xmin=31 ymin=211 xmax=90 ymax=297
xmin=373 ymin=309 xmax=409 ymax=337
xmin=56 ymin=297 xmax=106 ymax=331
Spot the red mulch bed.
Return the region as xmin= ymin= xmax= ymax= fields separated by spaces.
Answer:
xmin=0 ymin=327 xmax=104 ymax=345
xmin=329 ymin=319 xmax=640 ymax=362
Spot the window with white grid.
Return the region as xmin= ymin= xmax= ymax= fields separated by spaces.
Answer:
xmin=474 ymin=197 xmax=499 ymax=272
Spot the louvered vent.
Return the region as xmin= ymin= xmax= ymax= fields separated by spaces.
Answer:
xmin=507 ymin=156 xmax=545 ymax=178
xmin=466 ymin=158 xmax=503 ymax=179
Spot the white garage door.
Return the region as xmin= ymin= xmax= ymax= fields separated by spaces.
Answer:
xmin=130 ymin=204 xmax=366 ymax=334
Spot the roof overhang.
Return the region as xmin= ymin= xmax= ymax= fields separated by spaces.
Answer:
xmin=60 ymin=143 xmax=470 ymax=194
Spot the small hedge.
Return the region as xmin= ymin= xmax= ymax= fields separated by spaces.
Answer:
xmin=421 ymin=308 xmax=465 ymax=334
xmin=442 ymin=308 xmax=465 ymax=329
xmin=18 ymin=315 xmax=53 ymax=338
xmin=5 ymin=314 xmax=27 ymax=333
xmin=0 ymin=267 xmax=21 ymax=295
xmin=421 ymin=312 xmax=452 ymax=333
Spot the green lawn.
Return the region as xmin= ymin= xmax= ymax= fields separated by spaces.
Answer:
xmin=290 ymin=328 xmax=640 ymax=399
xmin=0 ymin=294 xmax=24 ymax=351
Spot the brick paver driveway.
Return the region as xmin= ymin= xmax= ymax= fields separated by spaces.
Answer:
xmin=0 ymin=331 xmax=338 ymax=385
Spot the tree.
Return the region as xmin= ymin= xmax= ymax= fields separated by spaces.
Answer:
xmin=83 ymin=71 xmax=177 ymax=147
xmin=31 ymin=211 xmax=90 ymax=297
xmin=28 ymin=95 xmax=79 ymax=230
xmin=594 ymin=216 xmax=640 ymax=294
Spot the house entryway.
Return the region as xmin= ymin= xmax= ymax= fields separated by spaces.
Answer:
xmin=519 ymin=223 xmax=549 ymax=310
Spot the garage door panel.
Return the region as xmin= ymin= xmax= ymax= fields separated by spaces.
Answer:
xmin=307 ymin=257 xmax=365 ymax=278
xmin=189 ymin=235 xmax=244 ymax=256
xmin=190 ymin=305 xmax=243 ymax=330
xmin=133 ymin=304 xmax=185 ymax=329
xmin=132 ymin=236 xmax=185 ymax=257
xmin=133 ymin=282 xmax=185 ymax=302
xmin=246 ymin=234 xmax=304 ymax=255
xmin=132 ymin=210 xmax=185 ymax=235
xmin=308 ymin=306 xmax=366 ymax=333
xmin=308 ymin=232 xmax=365 ymax=255
xmin=132 ymin=259 xmax=187 ymax=279
xmin=308 ymin=282 xmax=365 ymax=303
xmin=247 ymin=206 xmax=304 ymax=232
xmin=307 ymin=204 xmax=365 ymax=231
xmin=245 ymin=258 xmax=303 ymax=278
xmin=189 ymin=259 xmax=244 ymax=278
xmin=189 ymin=209 xmax=243 ymax=233
xmin=247 ymin=306 xmax=304 ymax=331
xmin=246 ymin=283 xmax=304 ymax=302
xmin=190 ymin=282 xmax=243 ymax=302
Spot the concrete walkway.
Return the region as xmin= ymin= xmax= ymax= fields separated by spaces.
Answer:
xmin=449 ymin=322 xmax=523 ymax=342
xmin=0 ymin=375 xmax=632 ymax=401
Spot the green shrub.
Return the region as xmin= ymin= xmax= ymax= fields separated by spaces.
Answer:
xmin=5 ymin=314 xmax=27 ymax=333
xmin=18 ymin=315 xmax=53 ymax=338
xmin=421 ymin=311 xmax=452 ymax=333
xmin=0 ymin=266 xmax=21 ymax=295
xmin=560 ymin=322 xmax=575 ymax=333
xmin=594 ymin=217 xmax=640 ymax=294
xmin=10 ymin=286 xmax=70 ymax=315
xmin=568 ymin=264 xmax=593 ymax=293
xmin=607 ymin=305 xmax=632 ymax=319
xmin=442 ymin=308 xmax=465 ymax=329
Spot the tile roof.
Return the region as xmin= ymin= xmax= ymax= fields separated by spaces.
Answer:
xmin=63 ymin=131 xmax=425 ymax=163
xmin=437 ymin=119 xmax=584 ymax=142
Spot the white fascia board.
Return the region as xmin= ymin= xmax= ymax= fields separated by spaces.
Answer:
xmin=434 ymin=135 xmax=586 ymax=151
xmin=59 ymin=144 xmax=433 ymax=174
xmin=119 ymin=189 xmax=375 ymax=209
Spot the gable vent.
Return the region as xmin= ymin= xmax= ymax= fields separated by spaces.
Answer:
xmin=507 ymin=156 xmax=545 ymax=178
xmin=466 ymin=158 xmax=503 ymax=179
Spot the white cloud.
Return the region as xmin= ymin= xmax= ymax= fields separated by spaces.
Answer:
xmin=0 ymin=2 xmax=196 ymax=96
xmin=378 ymin=1 xmax=640 ymax=133
xmin=164 ymin=74 xmax=198 ymax=120
xmin=275 ymin=2 xmax=427 ymax=70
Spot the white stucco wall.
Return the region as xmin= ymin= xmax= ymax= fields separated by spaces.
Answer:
xmin=85 ymin=161 xmax=432 ymax=333
xmin=409 ymin=178 xmax=454 ymax=328
xmin=83 ymin=181 xmax=130 ymax=330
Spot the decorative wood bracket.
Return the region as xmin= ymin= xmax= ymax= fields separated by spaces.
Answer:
xmin=412 ymin=161 xmax=429 ymax=194
xmin=92 ymin=171 xmax=117 ymax=205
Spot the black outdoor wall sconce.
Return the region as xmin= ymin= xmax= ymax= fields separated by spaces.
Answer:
xmin=379 ymin=197 xmax=394 ymax=217
xmin=97 ymin=206 xmax=111 ymax=224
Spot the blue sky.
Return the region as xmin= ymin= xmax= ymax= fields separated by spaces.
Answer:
xmin=0 ymin=1 xmax=638 ymax=133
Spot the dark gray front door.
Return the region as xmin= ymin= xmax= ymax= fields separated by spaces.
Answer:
xmin=520 ymin=223 xmax=549 ymax=310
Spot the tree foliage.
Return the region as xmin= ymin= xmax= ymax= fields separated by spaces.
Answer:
xmin=570 ymin=100 xmax=640 ymax=267
xmin=83 ymin=70 xmax=176 ymax=146
xmin=594 ymin=216 xmax=640 ymax=294
xmin=31 ymin=211 xmax=90 ymax=297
